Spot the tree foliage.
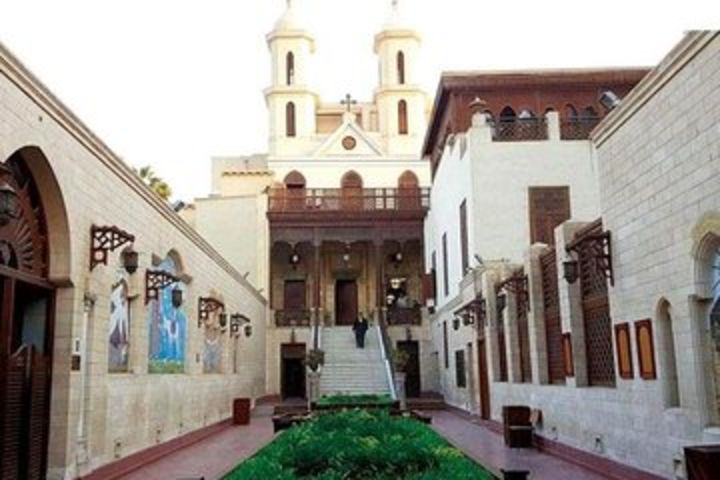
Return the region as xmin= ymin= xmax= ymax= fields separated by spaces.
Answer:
xmin=135 ymin=165 xmax=172 ymax=200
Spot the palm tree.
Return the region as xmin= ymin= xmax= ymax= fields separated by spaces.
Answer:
xmin=135 ymin=166 xmax=172 ymax=201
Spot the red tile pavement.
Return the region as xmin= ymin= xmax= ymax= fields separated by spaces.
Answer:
xmin=117 ymin=405 xmax=276 ymax=480
xmin=430 ymin=410 xmax=612 ymax=480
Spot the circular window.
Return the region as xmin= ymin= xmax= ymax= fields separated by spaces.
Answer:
xmin=342 ymin=136 xmax=357 ymax=151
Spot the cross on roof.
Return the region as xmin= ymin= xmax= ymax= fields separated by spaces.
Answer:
xmin=341 ymin=93 xmax=357 ymax=113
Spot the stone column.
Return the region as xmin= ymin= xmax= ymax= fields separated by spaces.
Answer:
xmin=527 ymin=244 xmax=550 ymax=385
xmin=374 ymin=239 xmax=385 ymax=315
xmin=313 ymin=241 xmax=322 ymax=325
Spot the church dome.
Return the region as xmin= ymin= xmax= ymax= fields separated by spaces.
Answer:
xmin=273 ymin=0 xmax=305 ymax=32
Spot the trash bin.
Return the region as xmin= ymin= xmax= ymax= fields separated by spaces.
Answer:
xmin=233 ymin=398 xmax=251 ymax=425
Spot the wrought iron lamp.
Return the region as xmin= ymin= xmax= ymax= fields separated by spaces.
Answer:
xmin=452 ymin=316 xmax=461 ymax=331
xmin=145 ymin=270 xmax=180 ymax=304
xmin=289 ymin=250 xmax=301 ymax=268
xmin=391 ymin=251 xmax=403 ymax=268
xmin=0 ymin=164 xmax=19 ymax=227
xmin=171 ymin=287 xmax=184 ymax=309
xmin=90 ymin=225 xmax=136 ymax=271
xmin=496 ymin=293 xmax=507 ymax=313
xmin=342 ymin=243 xmax=351 ymax=264
xmin=230 ymin=313 xmax=250 ymax=337
xmin=244 ymin=324 xmax=253 ymax=338
xmin=121 ymin=248 xmax=139 ymax=275
xmin=198 ymin=297 xmax=225 ymax=328
xmin=563 ymin=260 xmax=579 ymax=284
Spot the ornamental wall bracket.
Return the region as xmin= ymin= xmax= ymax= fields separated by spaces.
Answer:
xmin=90 ymin=225 xmax=135 ymax=271
xmin=498 ymin=270 xmax=530 ymax=312
xmin=145 ymin=270 xmax=179 ymax=304
xmin=567 ymin=230 xmax=614 ymax=286
xmin=198 ymin=297 xmax=225 ymax=328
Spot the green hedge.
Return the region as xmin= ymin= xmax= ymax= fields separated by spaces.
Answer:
xmin=315 ymin=394 xmax=394 ymax=407
xmin=224 ymin=410 xmax=495 ymax=480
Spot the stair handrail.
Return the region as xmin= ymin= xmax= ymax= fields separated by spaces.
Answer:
xmin=375 ymin=310 xmax=398 ymax=401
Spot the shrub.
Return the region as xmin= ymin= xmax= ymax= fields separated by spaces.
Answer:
xmin=315 ymin=394 xmax=394 ymax=407
xmin=224 ymin=410 xmax=495 ymax=480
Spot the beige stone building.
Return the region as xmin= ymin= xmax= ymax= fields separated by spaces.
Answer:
xmin=0 ymin=43 xmax=269 ymax=480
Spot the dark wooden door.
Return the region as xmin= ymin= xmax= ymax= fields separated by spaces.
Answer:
xmin=281 ymin=344 xmax=306 ymax=400
xmin=1 ymin=278 xmax=54 ymax=480
xmin=398 ymin=341 xmax=421 ymax=398
xmin=335 ymin=280 xmax=358 ymax=326
xmin=477 ymin=339 xmax=491 ymax=420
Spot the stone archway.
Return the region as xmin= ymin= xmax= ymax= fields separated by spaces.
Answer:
xmin=0 ymin=146 xmax=71 ymax=480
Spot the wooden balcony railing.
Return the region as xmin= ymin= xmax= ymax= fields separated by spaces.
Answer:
xmin=275 ymin=309 xmax=312 ymax=327
xmin=560 ymin=118 xmax=601 ymax=140
xmin=269 ymin=188 xmax=430 ymax=213
xmin=385 ymin=305 xmax=423 ymax=326
xmin=493 ymin=118 xmax=548 ymax=142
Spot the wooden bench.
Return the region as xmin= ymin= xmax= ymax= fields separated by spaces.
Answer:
xmin=502 ymin=406 xmax=541 ymax=448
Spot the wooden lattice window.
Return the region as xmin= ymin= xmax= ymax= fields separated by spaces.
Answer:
xmin=455 ymin=350 xmax=467 ymax=388
xmin=636 ymin=320 xmax=657 ymax=380
xmin=615 ymin=323 xmax=633 ymax=379
xmin=541 ymin=249 xmax=565 ymax=384
xmin=516 ymin=272 xmax=532 ymax=383
xmin=577 ymin=220 xmax=616 ymax=387
xmin=528 ymin=186 xmax=571 ymax=245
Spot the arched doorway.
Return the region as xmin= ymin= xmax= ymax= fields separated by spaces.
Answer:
xmin=397 ymin=170 xmax=420 ymax=210
xmin=341 ymin=171 xmax=363 ymax=211
xmin=0 ymin=149 xmax=56 ymax=480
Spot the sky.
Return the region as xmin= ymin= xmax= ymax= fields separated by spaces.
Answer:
xmin=0 ymin=0 xmax=718 ymax=201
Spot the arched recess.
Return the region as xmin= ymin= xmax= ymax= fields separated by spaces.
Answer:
xmin=0 ymin=145 xmax=71 ymax=478
xmin=397 ymin=170 xmax=420 ymax=210
xmin=397 ymin=51 xmax=406 ymax=85
xmin=284 ymin=170 xmax=306 ymax=210
xmin=691 ymin=217 xmax=720 ymax=424
xmin=398 ymin=100 xmax=409 ymax=135
xmin=499 ymin=106 xmax=516 ymax=122
xmin=286 ymin=102 xmax=297 ymax=137
xmin=656 ymin=298 xmax=680 ymax=408
xmin=564 ymin=104 xmax=578 ymax=120
xmin=581 ymin=106 xmax=598 ymax=119
xmin=341 ymin=171 xmax=363 ymax=210
xmin=286 ymin=51 xmax=295 ymax=85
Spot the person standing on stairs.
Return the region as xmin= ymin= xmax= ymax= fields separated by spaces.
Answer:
xmin=353 ymin=315 xmax=369 ymax=348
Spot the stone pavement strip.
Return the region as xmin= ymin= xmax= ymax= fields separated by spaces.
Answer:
xmin=430 ymin=410 xmax=611 ymax=480
xmin=118 ymin=405 xmax=276 ymax=480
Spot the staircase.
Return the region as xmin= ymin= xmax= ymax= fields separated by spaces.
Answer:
xmin=319 ymin=326 xmax=390 ymax=396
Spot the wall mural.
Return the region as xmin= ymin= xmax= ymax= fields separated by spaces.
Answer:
xmin=203 ymin=310 xmax=223 ymax=374
xmin=148 ymin=256 xmax=187 ymax=373
xmin=109 ymin=273 xmax=130 ymax=372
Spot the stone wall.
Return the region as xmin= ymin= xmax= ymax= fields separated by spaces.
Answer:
xmin=0 ymin=44 xmax=269 ymax=480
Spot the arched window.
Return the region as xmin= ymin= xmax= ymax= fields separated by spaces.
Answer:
xmin=398 ymin=100 xmax=409 ymax=135
xmin=398 ymin=170 xmax=420 ymax=210
xmin=499 ymin=106 xmax=516 ymax=122
xmin=284 ymin=171 xmax=306 ymax=210
xmin=286 ymin=102 xmax=296 ymax=137
xmin=286 ymin=52 xmax=295 ymax=85
xmin=564 ymin=104 xmax=578 ymax=120
xmin=581 ymin=106 xmax=598 ymax=120
xmin=284 ymin=170 xmax=306 ymax=189
xmin=397 ymin=51 xmax=406 ymax=85
xmin=341 ymin=171 xmax=363 ymax=210
xmin=657 ymin=300 xmax=680 ymax=408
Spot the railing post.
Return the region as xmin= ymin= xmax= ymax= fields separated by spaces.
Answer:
xmin=546 ymin=111 xmax=560 ymax=141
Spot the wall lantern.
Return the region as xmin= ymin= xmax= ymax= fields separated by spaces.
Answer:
xmin=342 ymin=243 xmax=351 ymax=264
xmin=462 ymin=312 xmax=474 ymax=327
xmin=198 ymin=297 xmax=225 ymax=328
xmin=171 ymin=287 xmax=184 ymax=309
xmin=289 ymin=251 xmax=301 ymax=268
xmin=230 ymin=313 xmax=251 ymax=337
xmin=563 ymin=260 xmax=579 ymax=284
xmin=496 ymin=293 xmax=507 ymax=313
xmin=145 ymin=270 xmax=180 ymax=304
xmin=244 ymin=324 xmax=253 ymax=338
xmin=90 ymin=225 xmax=135 ymax=271
xmin=452 ymin=316 xmax=461 ymax=331
xmin=391 ymin=251 xmax=403 ymax=268
xmin=121 ymin=248 xmax=139 ymax=275
xmin=219 ymin=313 xmax=228 ymax=332
xmin=0 ymin=163 xmax=19 ymax=227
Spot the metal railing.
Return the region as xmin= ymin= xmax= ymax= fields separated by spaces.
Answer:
xmin=376 ymin=310 xmax=398 ymax=400
xmin=385 ymin=305 xmax=422 ymax=326
xmin=560 ymin=117 xmax=601 ymax=140
xmin=269 ymin=187 xmax=430 ymax=213
xmin=275 ymin=309 xmax=312 ymax=327
xmin=492 ymin=118 xmax=548 ymax=142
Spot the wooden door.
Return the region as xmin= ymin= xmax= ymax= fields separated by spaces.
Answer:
xmin=398 ymin=341 xmax=421 ymax=398
xmin=477 ymin=338 xmax=491 ymax=420
xmin=281 ymin=344 xmax=306 ymax=400
xmin=335 ymin=280 xmax=358 ymax=326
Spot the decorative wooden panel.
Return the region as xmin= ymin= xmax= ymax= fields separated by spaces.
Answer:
xmin=562 ymin=333 xmax=574 ymax=377
xmin=455 ymin=350 xmax=467 ymax=388
xmin=26 ymin=355 xmax=49 ymax=479
xmin=283 ymin=280 xmax=306 ymax=311
xmin=614 ymin=323 xmax=634 ymax=379
xmin=528 ymin=187 xmax=571 ymax=246
xmin=1 ymin=348 xmax=28 ymax=480
xmin=577 ymin=221 xmax=616 ymax=387
xmin=497 ymin=296 xmax=508 ymax=382
xmin=541 ymin=249 xmax=565 ymax=384
xmin=422 ymin=272 xmax=435 ymax=303
xmin=636 ymin=320 xmax=657 ymax=380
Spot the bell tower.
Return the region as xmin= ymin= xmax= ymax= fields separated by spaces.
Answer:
xmin=265 ymin=0 xmax=318 ymax=157
xmin=374 ymin=0 xmax=426 ymax=155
